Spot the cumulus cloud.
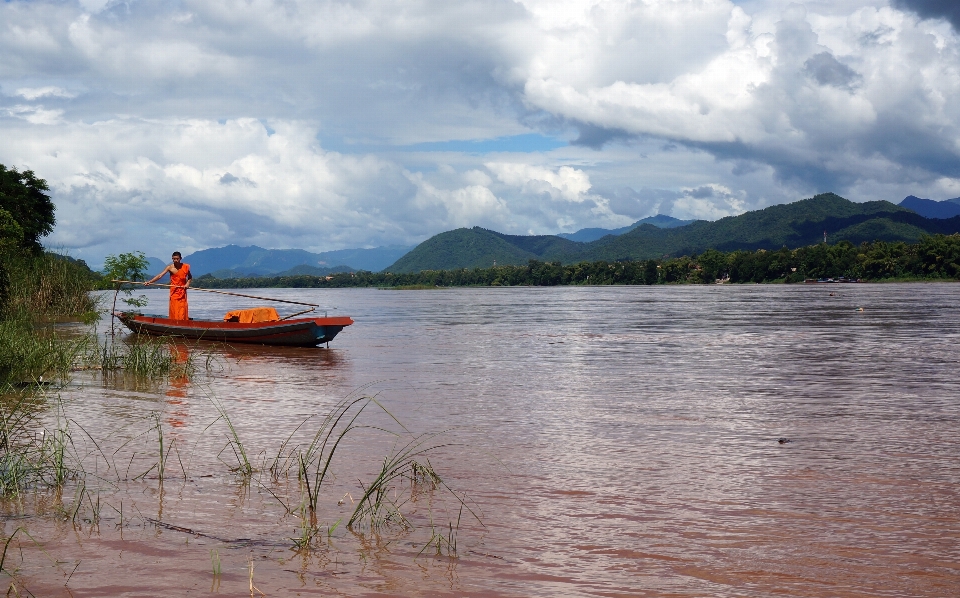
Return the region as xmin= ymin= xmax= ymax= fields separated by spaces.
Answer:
xmin=485 ymin=163 xmax=592 ymax=202
xmin=1 ymin=0 xmax=960 ymax=263
xmin=672 ymin=184 xmax=746 ymax=220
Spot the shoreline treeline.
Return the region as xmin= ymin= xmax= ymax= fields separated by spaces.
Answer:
xmin=194 ymin=234 xmax=960 ymax=289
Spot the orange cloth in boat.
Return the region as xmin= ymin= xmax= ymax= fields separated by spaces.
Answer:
xmin=168 ymin=263 xmax=190 ymax=321
xmin=223 ymin=307 xmax=280 ymax=323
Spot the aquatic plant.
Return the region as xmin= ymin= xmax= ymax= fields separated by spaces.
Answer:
xmin=261 ymin=391 xmax=481 ymax=553
xmin=82 ymin=337 xmax=197 ymax=379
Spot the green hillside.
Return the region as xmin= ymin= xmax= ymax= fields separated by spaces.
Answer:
xmin=577 ymin=193 xmax=916 ymax=261
xmin=387 ymin=193 xmax=960 ymax=273
xmin=386 ymin=228 xmax=539 ymax=272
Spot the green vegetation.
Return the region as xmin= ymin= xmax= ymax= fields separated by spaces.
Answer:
xmin=194 ymin=234 xmax=960 ymax=288
xmin=0 ymin=165 xmax=101 ymax=387
xmin=383 ymin=193 xmax=960 ymax=273
xmin=0 ymin=164 xmax=184 ymax=388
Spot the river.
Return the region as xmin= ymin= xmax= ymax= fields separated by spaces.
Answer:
xmin=6 ymin=283 xmax=960 ymax=596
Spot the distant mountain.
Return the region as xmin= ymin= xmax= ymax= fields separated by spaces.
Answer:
xmin=312 ymin=245 xmax=414 ymax=272
xmin=145 ymin=257 xmax=167 ymax=275
xmin=899 ymin=196 xmax=960 ymax=219
xmin=178 ymin=244 xmax=414 ymax=276
xmin=386 ymin=193 xmax=960 ymax=273
xmin=557 ymin=214 xmax=694 ymax=242
xmin=386 ymin=228 xmax=553 ymax=272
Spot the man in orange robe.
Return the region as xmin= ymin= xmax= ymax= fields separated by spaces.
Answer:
xmin=145 ymin=251 xmax=192 ymax=320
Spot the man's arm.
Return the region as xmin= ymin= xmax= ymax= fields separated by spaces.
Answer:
xmin=144 ymin=265 xmax=172 ymax=285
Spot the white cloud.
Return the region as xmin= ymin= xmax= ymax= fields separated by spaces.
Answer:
xmin=672 ymin=184 xmax=746 ymax=220
xmin=15 ymin=86 xmax=77 ymax=100
xmin=486 ymin=162 xmax=592 ymax=202
xmin=6 ymin=105 xmax=64 ymax=125
xmin=0 ymin=0 xmax=959 ymax=263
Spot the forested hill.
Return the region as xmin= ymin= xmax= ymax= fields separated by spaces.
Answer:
xmin=386 ymin=193 xmax=960 ymax=273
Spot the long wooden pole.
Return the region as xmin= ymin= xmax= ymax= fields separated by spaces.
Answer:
xmin=110 ymin=280 xmax=320 ymax=308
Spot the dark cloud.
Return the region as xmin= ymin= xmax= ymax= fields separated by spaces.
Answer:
xmin=219 ymin=173 xmax=239 ymax=185
xmin=892 ymin=0 xmax=960 ymax=30
xmin=570 ymin=123 xmax=632 ymax=149
xmin=803 ymin=53 xmax=862 ymax=90
xmin=688 ymin=186 xmax=714 ymax=199
xmin=690 ymin=140 xmax=858 ymax=192
xmin=596 ymin=187 xmax=681 ymax=218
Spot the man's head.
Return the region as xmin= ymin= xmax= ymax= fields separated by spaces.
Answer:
xmin=172 ymin=251 xmax=182 ymax=263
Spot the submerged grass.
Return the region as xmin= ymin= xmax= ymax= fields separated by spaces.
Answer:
xmin=86 ymin=336 xmax=196 ymax=379
xmin=264 ymin=391 xmax=482 ymax=554
xmin=0 ymin=395 xmax=81 ymax=499
xmin=0 ymin=319 xmax=92 ymax=388
xmin=2 ymin=379 xmax=479 ymax=574
xmin=208 ymin=393 xmax=254 ymax=478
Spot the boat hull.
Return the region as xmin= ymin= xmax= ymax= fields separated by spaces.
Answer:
xmin=117 ymin=313 xmax=353 ymax=347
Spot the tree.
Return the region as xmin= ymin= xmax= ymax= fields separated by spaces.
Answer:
xmin=104 ymin=252 xmax=150 ymax=309
xmin=0 ymin=165 xmax=55 ymax=252
xmin=0 ymin=208 xmax=24 ymax=251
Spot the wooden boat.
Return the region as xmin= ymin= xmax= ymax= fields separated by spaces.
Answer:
xmin=116 ymin=312 xmax=354 ymax=347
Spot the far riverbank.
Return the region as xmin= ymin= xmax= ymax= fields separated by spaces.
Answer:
xmin=194 ymin=235 xmax=960 ymax=290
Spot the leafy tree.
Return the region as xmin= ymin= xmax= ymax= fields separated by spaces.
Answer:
xmin=0 ymin=165 xmax=55 ymax=252
xmin=104 ymin=252 xmax=150 ymax=309
xmin=0 ymin=208 xmax=24 ymax=251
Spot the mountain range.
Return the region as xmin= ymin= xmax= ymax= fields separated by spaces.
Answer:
xmin=898 ymin=195 xmax=960 ymax=219
xmin=140 ymin=193 xmax=960 ymax=278
xmin=556 ymin=214 xmax=694 ymax=242
xmin=385 ymin=193 xmax=960 ymax=273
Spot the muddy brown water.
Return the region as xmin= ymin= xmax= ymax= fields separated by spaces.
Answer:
xmin=3 ymin=284 xmax=960 ymax=596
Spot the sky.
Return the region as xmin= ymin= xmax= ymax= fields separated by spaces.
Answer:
xmin=2 ymin=0 xmax=960 ymax=264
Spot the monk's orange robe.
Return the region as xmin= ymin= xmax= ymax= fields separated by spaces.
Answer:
xmin=168 ymin=263 xmax=191 ymax=320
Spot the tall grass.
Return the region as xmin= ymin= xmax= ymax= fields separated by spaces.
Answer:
xmin=2 ymin=251 xmax=98 ymax=321
xmin=0 ymin=249 xmax=100 ymax=388
xmin=0 ymin=319 xmax=92 ymax=387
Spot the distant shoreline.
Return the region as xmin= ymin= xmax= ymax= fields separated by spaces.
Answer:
xmin=193 ymin=236 xmax=960 ymax=290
